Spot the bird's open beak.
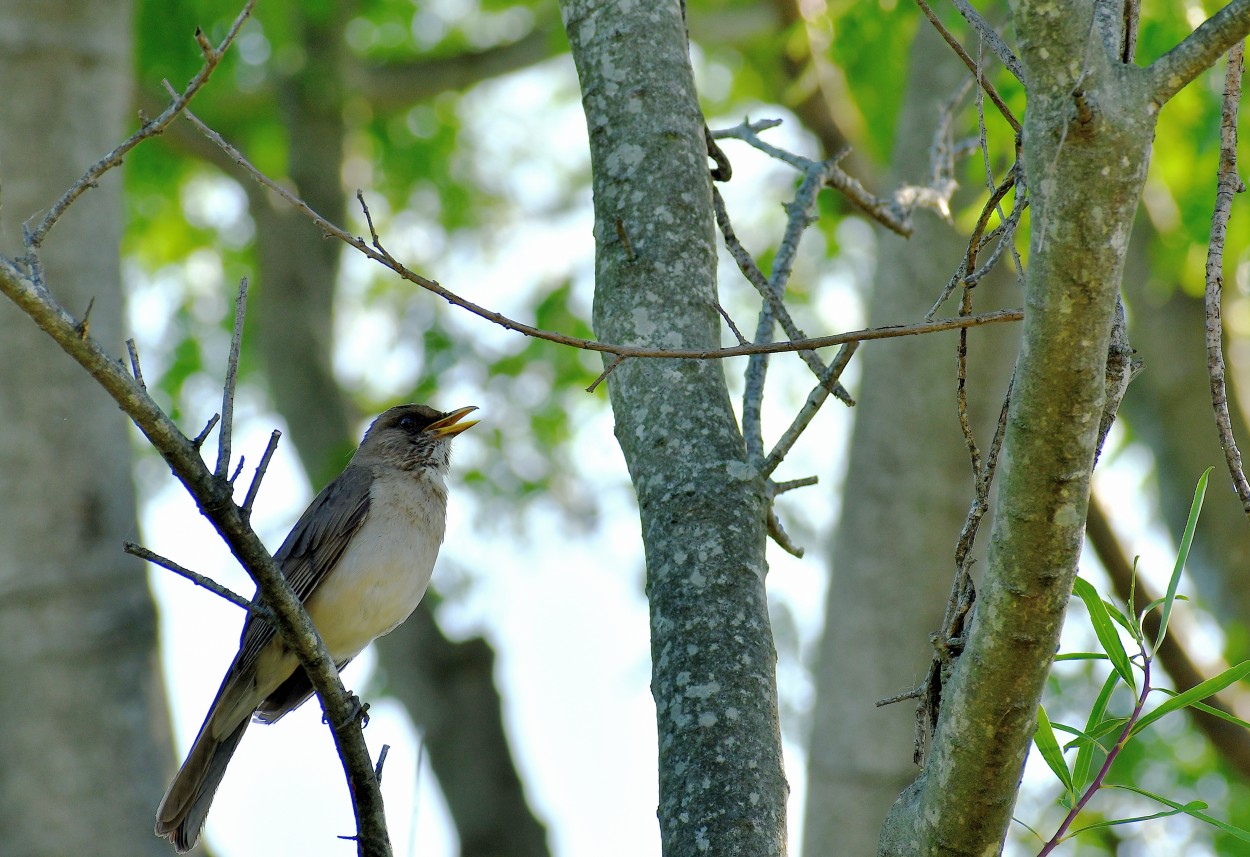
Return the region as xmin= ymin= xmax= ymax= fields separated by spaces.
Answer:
xmin=427 ymin=405 xmax=479 ymax=439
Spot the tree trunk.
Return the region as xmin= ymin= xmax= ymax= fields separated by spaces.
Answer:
xmin=803 ymin=23 xmax=1020 ymax=857
xmin=0 ymin=1 xmax=172 ymax=854
xmin=561 ymin=2 xmax=787 ymax=854
xmin=879 ymin=9 xmax=1159 ymax=853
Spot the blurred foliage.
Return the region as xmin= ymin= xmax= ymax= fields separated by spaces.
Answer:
xmin=123 ymin=1 xmax=1250 ymax=851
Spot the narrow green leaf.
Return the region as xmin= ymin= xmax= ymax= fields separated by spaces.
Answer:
xmin=1073 ymin=670 xmax=1121 ymax=789
xmin=1189 ymin=699 xmax=1250 ymax=731
xmin=1055 ymin=652 xmax=1109 ymax=662
xmin=1155 ymin=468 xmax=1211 ymax=652
xmin=1131 ymin=661 xmax=1250 ymax=738
xmin=1108 ymin=784 xmax=1250 ymax=842
xmin=1034 ymin=706 xmax=1075 ymax=797
xmin=1065 ymin=804 xmax=1200 ymax=838
xmin=1104 ymin=599 xmax=1138 ymax=640
xmin=1072 ymin=577 xmax=1135 ymax=690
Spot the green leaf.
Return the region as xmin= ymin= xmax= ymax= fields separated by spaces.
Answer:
xmin=1155 ymin=467 xmax=1211 ymax=652
xmin=1054 ymin=652 xmax=1109 ymax=662
xmin=1065 ymin=804 xmax=1203 ymax=838
xmin=1073 ymin=670 xmax=1122 ymax=789
xmin=1107 ymin=784 xmax=1250 ymax=843
xmin=1130 ymin=660 xmax=1250 ymax=738
xmin=1034 ymin=706 xmax=1075 ymax=798
xmin=1187 ymin=698 xmax=1250 ymax=731
xmin=1072 ymin=577 xmax=1135 ymax=691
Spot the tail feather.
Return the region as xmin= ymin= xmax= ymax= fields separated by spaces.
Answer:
xmin=154 ymin=717 xmax=250 ymax=853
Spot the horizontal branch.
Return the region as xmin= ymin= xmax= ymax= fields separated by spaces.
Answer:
xmin=176 ymin=104 xmax=1022 ymax=363
xmin=1149 ymin=0 xmax=1250 ymax=105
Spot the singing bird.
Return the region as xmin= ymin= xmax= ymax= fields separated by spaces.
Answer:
xmin=155 ymin=403 xmax=479 ymax=852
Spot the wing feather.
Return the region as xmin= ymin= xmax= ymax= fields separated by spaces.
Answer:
xmin=231 ymin=463 xmax=374 ymax=680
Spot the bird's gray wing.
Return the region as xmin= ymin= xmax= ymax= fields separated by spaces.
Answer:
xmin=230 ymin=462 xmax=374 ymax=680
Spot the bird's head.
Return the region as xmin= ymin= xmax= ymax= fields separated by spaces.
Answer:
xmin=356 ymin=404 xmax=479 ymax=472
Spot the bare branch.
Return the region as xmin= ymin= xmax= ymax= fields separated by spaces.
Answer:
xmin=771 ymin=475 xmax=818 ymax=495
xmin=192 ymin=413 xmax=221 ymax=450
xmin=714 ymin=119 xmax=922 ymax=236
xmin=22 ymin=0 xmax=255 ymax=248
xmin=1205 ymin=42 xmax=1250 ymax=515
xmin=586 ymin=355 xmax=626 ymax=394
xmin=766 ymin=507 xmax=804 ymax=558
xmin=126 ymin=339 xmax=147 ymax=389
xmin=948 ymin=0 xmax=1024 ymax=82
xmin=172 ymin=103 xmax=1028 ymax=363
xmin=1149 ymin=0 xmax=1250 ymax=105
xmin=913 ymin=0 xmax=1021 ymax=133
xmin=242 ymin=430 xmax=283 ymax=517
xmin=126 ymin=541 xmax=269 ymax=620
xmin=761 ymin=343 xmax=858 ymax=477
xmin=216 ymin=277 xmax=249 ymax=480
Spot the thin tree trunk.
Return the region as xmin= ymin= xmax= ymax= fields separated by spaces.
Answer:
xmin=561 ymin=2 xmax=787 ymax=854
xmin=0 ymin=1 xmax=172 ymax=853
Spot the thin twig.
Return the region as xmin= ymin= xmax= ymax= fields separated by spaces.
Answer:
xmin=586 ymin=355 xmax=626 ymax=394
xmin=229 ymin=455 xmax=246 ymax=485
xmin=913 ymin=0 xmax=1021 ymax=133
xmin=771 ymin=475 xmax=819 ymax=495
xmin=217 ymin=277 xmax=249 ymax=480
xmin=948 ymin=0 xmax=1025 ymax=82
xmin=125 ymin=541 xmax=269 ymax=619
xmin=713 ymin=299 xmax=750 ymax=346
xmin=242 ymin=429 xmax=282 ymax=516
xmin=743 ymin=165 xmax=833 ymax=465
xmin=766 ymin=507 xmax=804 ymax=558
xmin=126 ymin=339 xmax=146 ymax=389
xmin=181 ymin=108 xmax=1024 ymax=362
xmin=714 ymin=119 xmax=919 ymax=236
xmin=761 ymin=343 xmax=858 ymax=477
xmin=192 ymin=413 xmax=221 ymax=450
xmin=1205 ymin=41 xmax=1250 ymax=515
xmin=926 ymin=163 xmax=1024 ymax=319
xmin=22 ymin=0 xmax=255 ymax=248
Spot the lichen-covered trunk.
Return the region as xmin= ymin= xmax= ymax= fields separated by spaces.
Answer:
xmin=560 ymin=2 xmax=787 ymax=855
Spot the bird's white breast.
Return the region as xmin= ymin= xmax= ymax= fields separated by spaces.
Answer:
xmin=304 ymin=468 xmax=448 ymax=661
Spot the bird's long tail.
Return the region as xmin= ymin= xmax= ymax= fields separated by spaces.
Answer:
xmin=154 ymin=715 xmax=250 ymax=853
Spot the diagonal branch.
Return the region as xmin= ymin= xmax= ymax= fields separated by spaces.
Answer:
xmin=1149 ymin=0 xmax=1250 ymax=105
xmin=23 ymin=0 xmax=255 ymax=250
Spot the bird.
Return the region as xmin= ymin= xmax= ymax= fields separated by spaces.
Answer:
xmin=155 ymin=403 xmax=479 ymax=852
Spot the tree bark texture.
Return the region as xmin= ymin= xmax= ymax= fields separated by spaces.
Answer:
xmin=561 ymin=2 xmax=788 ymax=855
xmin=0 ymin=1 xmax=173 ymax=854
xmin=803 ymin=23 xmax=1021 ymax=857
xmin=879 ymin=8 xmax=1158 ymax=854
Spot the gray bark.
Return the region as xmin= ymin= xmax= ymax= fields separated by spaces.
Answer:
xmin=560 ymin=2 xmax=787 ymax=855
xmin=0 ymin=1 xmax=172 ymax=854
xmin=803 ymin=23 xmax=1020 ymax=857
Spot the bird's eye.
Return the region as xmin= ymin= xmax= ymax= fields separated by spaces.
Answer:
xmin=398 ymin=416 xmax=418 ymax=431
